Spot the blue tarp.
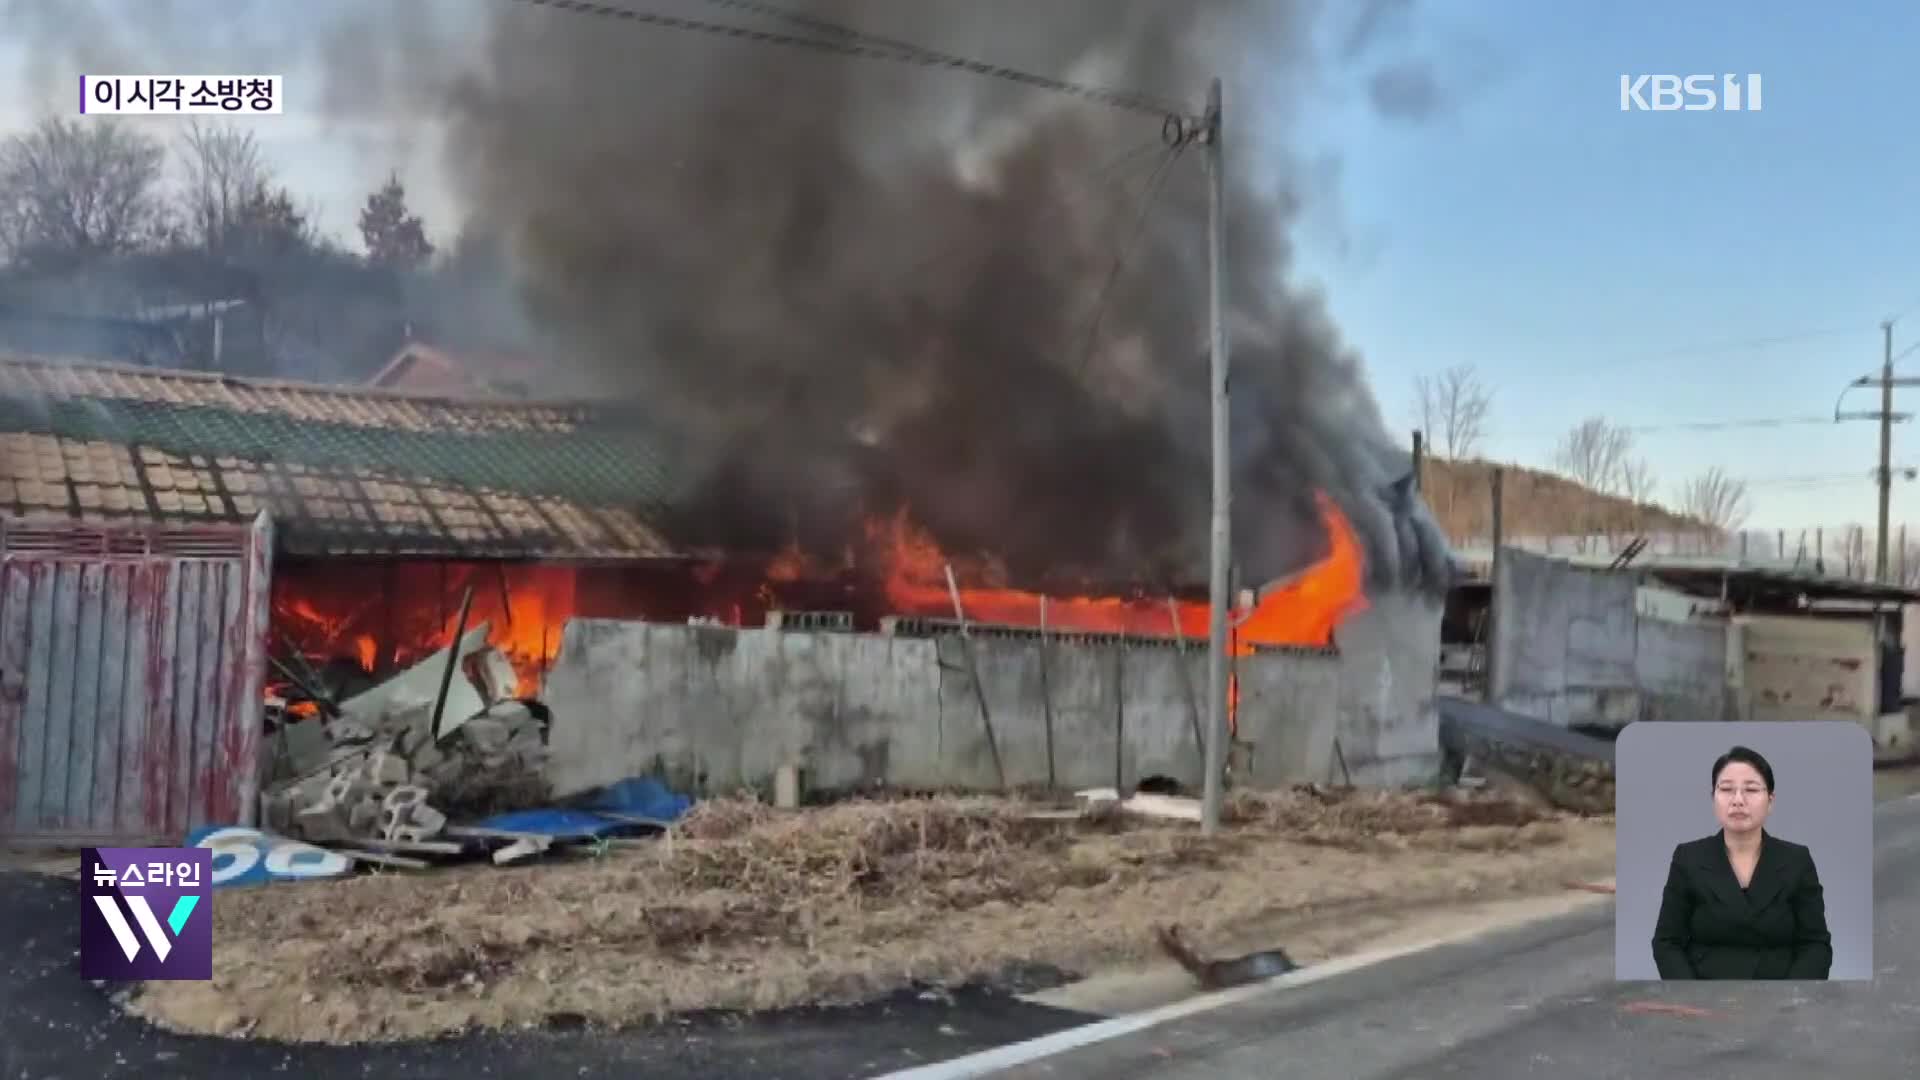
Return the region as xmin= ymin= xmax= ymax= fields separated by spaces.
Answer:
xmin=469 ymin=808 xmax=632 ymax=839
xmin=471 ymin=777 xmax=694 ymax=840
xmin=581 ymin=776 xmax=695 ymax=821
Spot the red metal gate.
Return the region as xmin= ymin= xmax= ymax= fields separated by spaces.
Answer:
xmin=0 ymin=513 xmax=273 ymax=845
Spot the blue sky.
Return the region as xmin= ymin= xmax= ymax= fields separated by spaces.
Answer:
xmin=1291 ymin=0 xmax=1920 ymax=534
xmin=0 ymin=1 xmax=1914 ymax=533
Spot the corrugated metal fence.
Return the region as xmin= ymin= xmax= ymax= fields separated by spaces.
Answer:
xmin=0 ymin=513 xmax=273 ymax=845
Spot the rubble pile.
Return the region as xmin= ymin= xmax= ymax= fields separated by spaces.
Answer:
xmin=263 ymin=623 xmax=553 ymax=847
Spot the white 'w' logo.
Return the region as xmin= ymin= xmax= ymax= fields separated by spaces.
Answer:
xmin=92 ymin=895 xmax=184 ymax=962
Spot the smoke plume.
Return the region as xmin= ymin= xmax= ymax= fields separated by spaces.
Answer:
xmin=7 ymin=0 xmax=1455 ymax=595
xmin=430 ymin=0 xmax=1452 ymax=593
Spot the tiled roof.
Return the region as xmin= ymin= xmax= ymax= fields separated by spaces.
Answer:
xmin=0 ymin=353 xmax=688 ymax=559
xmin=367 ymin=343 xmax=553 ymax=399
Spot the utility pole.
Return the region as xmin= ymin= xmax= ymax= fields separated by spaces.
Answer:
xmin=1201 ymin=77 xmax=1231 ymax=836
xmin=1833 ymin=332 xmax=1916 ymax=582
xmin=1879 ymin=321 xmax=1897 ymax=582
xmin=1487 ymin=467 xmax=1505 ymax=705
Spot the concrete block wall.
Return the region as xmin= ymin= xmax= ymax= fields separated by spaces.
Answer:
xmin=542 ymin=593 xmax=1445 ymax=798
xmin=1325 ymin=591 xmax=1449 ymax=786
xmin=1493 ymin=548 xmax=1730 ymax=729
xmin=1634 ymin=617 xmax=1729 ymax=722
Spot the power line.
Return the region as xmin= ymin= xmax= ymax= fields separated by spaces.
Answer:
xmin=507 ymin=0 xmax=1196 ymax=118
xmin=683 ymin=0 xmax=944 ymax=60
xmin=1620 ymin=415 xmax=1844 ymax=434
xmin=1744 ymin=468 xmax=1920 ymax=490
xmin=1506 ymin=413 xmax=1886 ymax=440
xmin=1074 ymin=143 xmax=1192 ymax=377
xmin=1634 ymin=325 xmax=1870 ymax=358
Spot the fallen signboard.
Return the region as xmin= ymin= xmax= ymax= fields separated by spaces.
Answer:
xmin=186 ymin=825 xmax=354 ymax=888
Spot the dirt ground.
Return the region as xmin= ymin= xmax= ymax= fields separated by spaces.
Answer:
xmin=129 ymin=787 xmax=1617 ymax=1044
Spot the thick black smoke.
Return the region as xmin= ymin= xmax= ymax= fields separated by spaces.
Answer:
xmin=8 ymin=0 xmax=1455 ymax=594
xmin=438 ymin=0 xmax=1453 ymax=594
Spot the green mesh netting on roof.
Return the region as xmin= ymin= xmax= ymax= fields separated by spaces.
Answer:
xmin=0 ymin=394 xmax=691 ymax=515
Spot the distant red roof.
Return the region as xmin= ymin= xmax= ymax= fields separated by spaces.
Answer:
xmin=367 ymin=343 xmax=547 ymax=399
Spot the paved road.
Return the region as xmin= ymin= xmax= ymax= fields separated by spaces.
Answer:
xmin=991 ymin=792 xmax=1920 ymax=1080
xmin=0 ymin=870 xmax=1093 ymax=1080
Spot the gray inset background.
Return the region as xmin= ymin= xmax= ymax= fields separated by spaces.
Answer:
xmin=1614 ymin=721 xmax=1874 ymax=980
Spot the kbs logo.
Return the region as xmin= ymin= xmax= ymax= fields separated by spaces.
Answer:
xmin=1620 ymin=74 xmax=1763 ymax=112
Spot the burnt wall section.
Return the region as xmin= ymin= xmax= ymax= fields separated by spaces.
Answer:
xmin=540 ymin=591 xmax=1444 ymax=798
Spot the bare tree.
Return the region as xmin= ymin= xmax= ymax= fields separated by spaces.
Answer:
xmin=177 ymin=121 xmax=271 ymax=253
xmin=1409 ymin=363 xmax=1492 ymax=460
xmin=1675 ymin=466 xmax=1751 ymax=535
xmin=0 ymin=116 xmax=166 ymax=266
xmin=1620 ymin=458 xmax=1657 ymax=504
xmin=1898 ymin=533 xmax=1920 ymax=587
xmin=1553 ymin=416 xmax=1634 ymax=495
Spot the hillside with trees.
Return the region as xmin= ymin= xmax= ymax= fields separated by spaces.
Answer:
xmin=1409 ymin=363 xmax=1736 ymax=546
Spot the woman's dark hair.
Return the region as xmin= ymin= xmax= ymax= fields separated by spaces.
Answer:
xmin=1712 ymin=745 xmax=1775 ymax=792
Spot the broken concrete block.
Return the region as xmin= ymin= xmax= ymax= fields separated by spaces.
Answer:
xmin=324 ymin=774 xmax=364 ymax=808
xmin=294 ymin=773 xmax=334 ymax=806
xmin=391 ymin=824 xmax=434 ymax=845
xmin=296 ymin=800 xmax=352 ymax=844
xmin=348 ymin=798 xmax=382 ymax=834
xmin=408 ymin=804 xmax=447 ymax=835
xmin=397 ymin=721 xmax=433 ymax=757
xmin=382 ymin=785 xmax=428 ymax=813
xmin=279 ymin=718 xmax=332 ymax=776
xmin=363 ymin=751 xmax=410 ymax=788
xmin=408 ymin=740 xmax=444 ymax=771
xmin=326 ymin=721 xmax=376 ymax=745
xmin=456 ymin=717 xmax=512 ymax=753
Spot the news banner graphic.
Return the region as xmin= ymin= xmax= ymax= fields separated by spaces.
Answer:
xmin=80 ymin=75 xmax=281 ymax=115
xmin=80 ymin=848 xmax=212 ymax=981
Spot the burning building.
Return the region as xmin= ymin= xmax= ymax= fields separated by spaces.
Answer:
xmin=0 ymin=337 xmax=1445 ymax=844
xmin=0 ymin=0 xmax=1467 ymax=839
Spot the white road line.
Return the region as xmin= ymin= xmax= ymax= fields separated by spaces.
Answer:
xmin=873 ymin=895 xmax=1613 ymax=1080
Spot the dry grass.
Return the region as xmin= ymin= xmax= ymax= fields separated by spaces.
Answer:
xmin=132 ymin=787 xmax=1617 ymax=1044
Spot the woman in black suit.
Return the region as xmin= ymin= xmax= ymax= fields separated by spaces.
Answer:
xmin=1650 ymin=745 xmax=1832 ymax=979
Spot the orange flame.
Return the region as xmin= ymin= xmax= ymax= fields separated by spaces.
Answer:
xmin=869 ymin=490 xmax=1367 ymax=649
xmin=265 ymin=493 xmax=1367 ymax=714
